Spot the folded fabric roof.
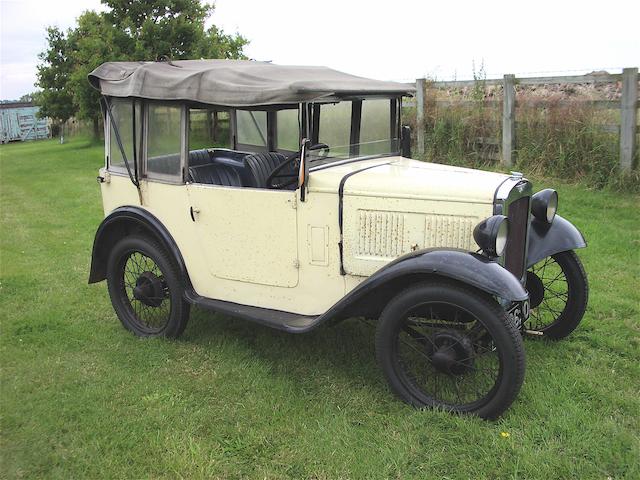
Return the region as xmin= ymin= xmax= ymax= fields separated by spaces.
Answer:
xmin=88 ymin=59 xmax=415 ymax=107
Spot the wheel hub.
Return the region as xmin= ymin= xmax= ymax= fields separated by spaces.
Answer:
xmin=526 ymin=271 xmax=545 ymax=309
xmin=429 ymin=331 xmax=475 ymax=375
xmin=132 ymin=271 xmax=165 ymax=307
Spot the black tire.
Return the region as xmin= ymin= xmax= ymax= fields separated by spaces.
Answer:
xmin=106 ymin=235 xmax=190 ymax=338
xmin=525 ymin=250 xmax=588 ymax=339
xmin=375 ymin=281 xmax=525 ymax=419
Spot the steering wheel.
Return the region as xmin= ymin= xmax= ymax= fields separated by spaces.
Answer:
xmin=266 ymin=143 xmax=329 ymax=189
xmin=310 ymin=143 xmax=330 ymax=158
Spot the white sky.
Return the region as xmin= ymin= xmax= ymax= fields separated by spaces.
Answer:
xmin=1 ymin=0 xmax=638 ymax=100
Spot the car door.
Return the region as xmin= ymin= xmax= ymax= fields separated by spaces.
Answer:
xmin=186 ymin=185 xmax=299 ymax=288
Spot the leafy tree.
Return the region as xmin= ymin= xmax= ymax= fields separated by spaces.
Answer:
xmin=19 ymin=93 xmax=38 ymax=103
xmin=103 ymin=0 xmax=213 ymax=58
xmin=67 ymin=10 xmax=130 ymax=138
xmin=37 ymin=0 xmax=248 ymax=138
xmin=35 ymin=27 xmax=76 ymax=133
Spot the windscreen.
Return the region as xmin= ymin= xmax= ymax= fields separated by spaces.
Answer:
xmin=309 ymin=98 xmax=400 ymax=166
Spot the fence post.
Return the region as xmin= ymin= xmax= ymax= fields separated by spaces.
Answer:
xmin=416 ymin=78 xmax=425 ymax=156
xmin=502 ymin=74 xmax=516 ymax=167
xmin=620 ymin=67 xmax=638 ymax=171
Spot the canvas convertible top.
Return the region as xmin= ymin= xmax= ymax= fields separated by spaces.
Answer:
xmin=88 ymin=59 xmax=415 ymax=107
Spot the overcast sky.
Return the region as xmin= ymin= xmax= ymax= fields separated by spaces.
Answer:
xmin=1 ymin=0 xmax=638 ymax=100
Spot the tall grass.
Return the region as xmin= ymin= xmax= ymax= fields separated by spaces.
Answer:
xmin=410 ymin=82 xmax=639 ymax=192
xmin=515 ymin=96 xmax=635 ymax=189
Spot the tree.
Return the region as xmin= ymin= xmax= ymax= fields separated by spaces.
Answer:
xmin=19 ymin=93 xmax=38 ymax=103
xmin=67 ymin=10 xmax=130 ymax=138
xmin=35 ymin=27 xmax=76 ymax=136
xmin=37 ymin=0 xmax=248 ymax=139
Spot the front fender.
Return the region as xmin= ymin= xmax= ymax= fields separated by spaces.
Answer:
xmin=366 ymin=248 xmax=529 ymax=301
xmin=526 ymin=215 xmax=586 ymax=268
xmin=320 ymin=248 xmax=528 ymax=323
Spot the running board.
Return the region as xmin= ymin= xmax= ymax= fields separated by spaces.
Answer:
xmin=184 ymin=290 xmax=320 ymax=333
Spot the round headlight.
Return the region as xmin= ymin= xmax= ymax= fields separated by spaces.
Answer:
xmin=531 ymin=189 xmax=558 ymax=224
xmin=473 ymin=215 xmax=509 ymax=257
xmin=495 ymin=219 xmax=509 ymax=256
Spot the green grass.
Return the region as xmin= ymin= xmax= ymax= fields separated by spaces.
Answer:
xmin=1 ymin=137 xmax=639 ymax=479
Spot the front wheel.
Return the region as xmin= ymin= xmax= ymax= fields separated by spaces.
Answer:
xmin=375 ymin=281 xmax=526 ymax=420
xmin=106 ymin=235 xmax=190 ymax=338
xmin=525 ymin=250 xmax=588 ymax=339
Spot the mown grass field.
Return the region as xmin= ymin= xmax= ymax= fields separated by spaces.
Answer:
xmin=1 ymin=137 xmax=639 ymax=479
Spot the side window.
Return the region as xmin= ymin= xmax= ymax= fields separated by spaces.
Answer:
xmin=360 ymin=99 xmax=392 ymax=155
xmin=146 ymin=104 xmax=183 ymax=181
xmin=108 ymin=99 xmax=141 ymax=172
xmin=318 ymin=102 xmax=351 ymax=155
xmin=236 ymin=110 xmax=267 ymax=150
xmin=276 ymin=109 xmax=299 ymax=152
xmin=188 ymin=109 xmax=231 ymax=151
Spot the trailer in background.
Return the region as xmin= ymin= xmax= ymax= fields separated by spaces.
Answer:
xmin=0 ymin=102 xmax=50 ymax=143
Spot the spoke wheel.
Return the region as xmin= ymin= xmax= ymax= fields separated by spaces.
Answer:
xmin=376 ymin=282 xmax=525 ymax=419
xmin=107 ymin=236 xmax=190 ymax=338
xmin=525 ymin=250 xmax=588 ymax=339
xmin=121 ymin=251 xmax=171 ymax=333
xmin=398 ymin=315 xmax=501 ymax=410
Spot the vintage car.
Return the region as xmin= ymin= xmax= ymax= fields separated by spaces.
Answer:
xmin=88 ymin=59 xmax=588 ymax=419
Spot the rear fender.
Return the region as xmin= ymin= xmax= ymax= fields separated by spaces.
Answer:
xmin=88 ymin=206 xmax=190 ymax=287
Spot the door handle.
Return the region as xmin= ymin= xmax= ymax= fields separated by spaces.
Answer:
xmin=189 ymin=206 xmax=200 ymax=222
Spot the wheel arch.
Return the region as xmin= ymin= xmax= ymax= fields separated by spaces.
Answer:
xmin=331 ymin=273 xmax=485 ymax=321
xmin=88 ymin=206 xmax=191 ymax=288
xmin=320 ymin=248 xmax=529 ymax=323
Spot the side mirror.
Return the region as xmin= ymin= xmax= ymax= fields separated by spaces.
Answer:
xmin=401 ymin=126 xmax=411 ymax=158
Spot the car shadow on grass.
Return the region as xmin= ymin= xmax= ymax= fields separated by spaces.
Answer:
xmin=181 ymin=306 xmax=392 ymax=402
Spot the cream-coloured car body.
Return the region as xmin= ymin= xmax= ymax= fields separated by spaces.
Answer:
xmin=99 ymin=156 xmax=509 ymax=315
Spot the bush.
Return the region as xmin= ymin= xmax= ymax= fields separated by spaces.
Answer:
xmin=410 ymin=82 xmax=639 ymax=192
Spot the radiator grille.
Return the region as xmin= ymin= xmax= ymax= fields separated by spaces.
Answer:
xmin=504 ymin=196 xmax=530 ymax=279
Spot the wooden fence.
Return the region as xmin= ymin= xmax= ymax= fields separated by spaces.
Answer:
xmin=412 ymin=67 xmax=638 ymax=171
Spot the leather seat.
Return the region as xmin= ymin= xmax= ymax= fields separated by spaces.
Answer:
xmin=243 ymin=152 xmax=287 ymax=188
xmin=188 ymin=163 xmax=242 ymax=187
xmin=188 ymin=149 xmax=212 ymax=167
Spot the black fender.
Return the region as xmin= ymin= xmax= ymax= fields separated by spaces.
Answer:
xmin=526 ymin=215 xmax=586 ymax=268
xmin=88 ymin=206 xmax=191 ymax=287
xmin=320 ymin=248 xmax=529 ymax=322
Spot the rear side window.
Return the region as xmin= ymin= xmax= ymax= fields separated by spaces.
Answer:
xmin=108 ymin=99 xmax=141 ymax=173
xmin=189 ymin=109 xmax=231 ymax=151
xmin=146 ymin=104 xmax=183 ymax=181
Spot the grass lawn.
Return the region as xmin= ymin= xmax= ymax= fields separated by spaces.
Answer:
xmin=1 ymin=136 xmax=638 ymax=479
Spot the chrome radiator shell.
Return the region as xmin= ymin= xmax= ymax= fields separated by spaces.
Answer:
xmin=493 ymin=176 xmax=533 ymax=282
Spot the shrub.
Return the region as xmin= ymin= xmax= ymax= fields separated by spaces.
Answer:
xmin=410 ymin=81 xmax=638 ymax=192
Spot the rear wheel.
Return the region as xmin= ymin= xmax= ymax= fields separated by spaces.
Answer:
xmin=106 ymin=235 xmax=190 ymax=338
xmin=525 ymin=250 xmax=588 ymax=339
xmin=375 ymin=281 xmax=525 ymax=419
